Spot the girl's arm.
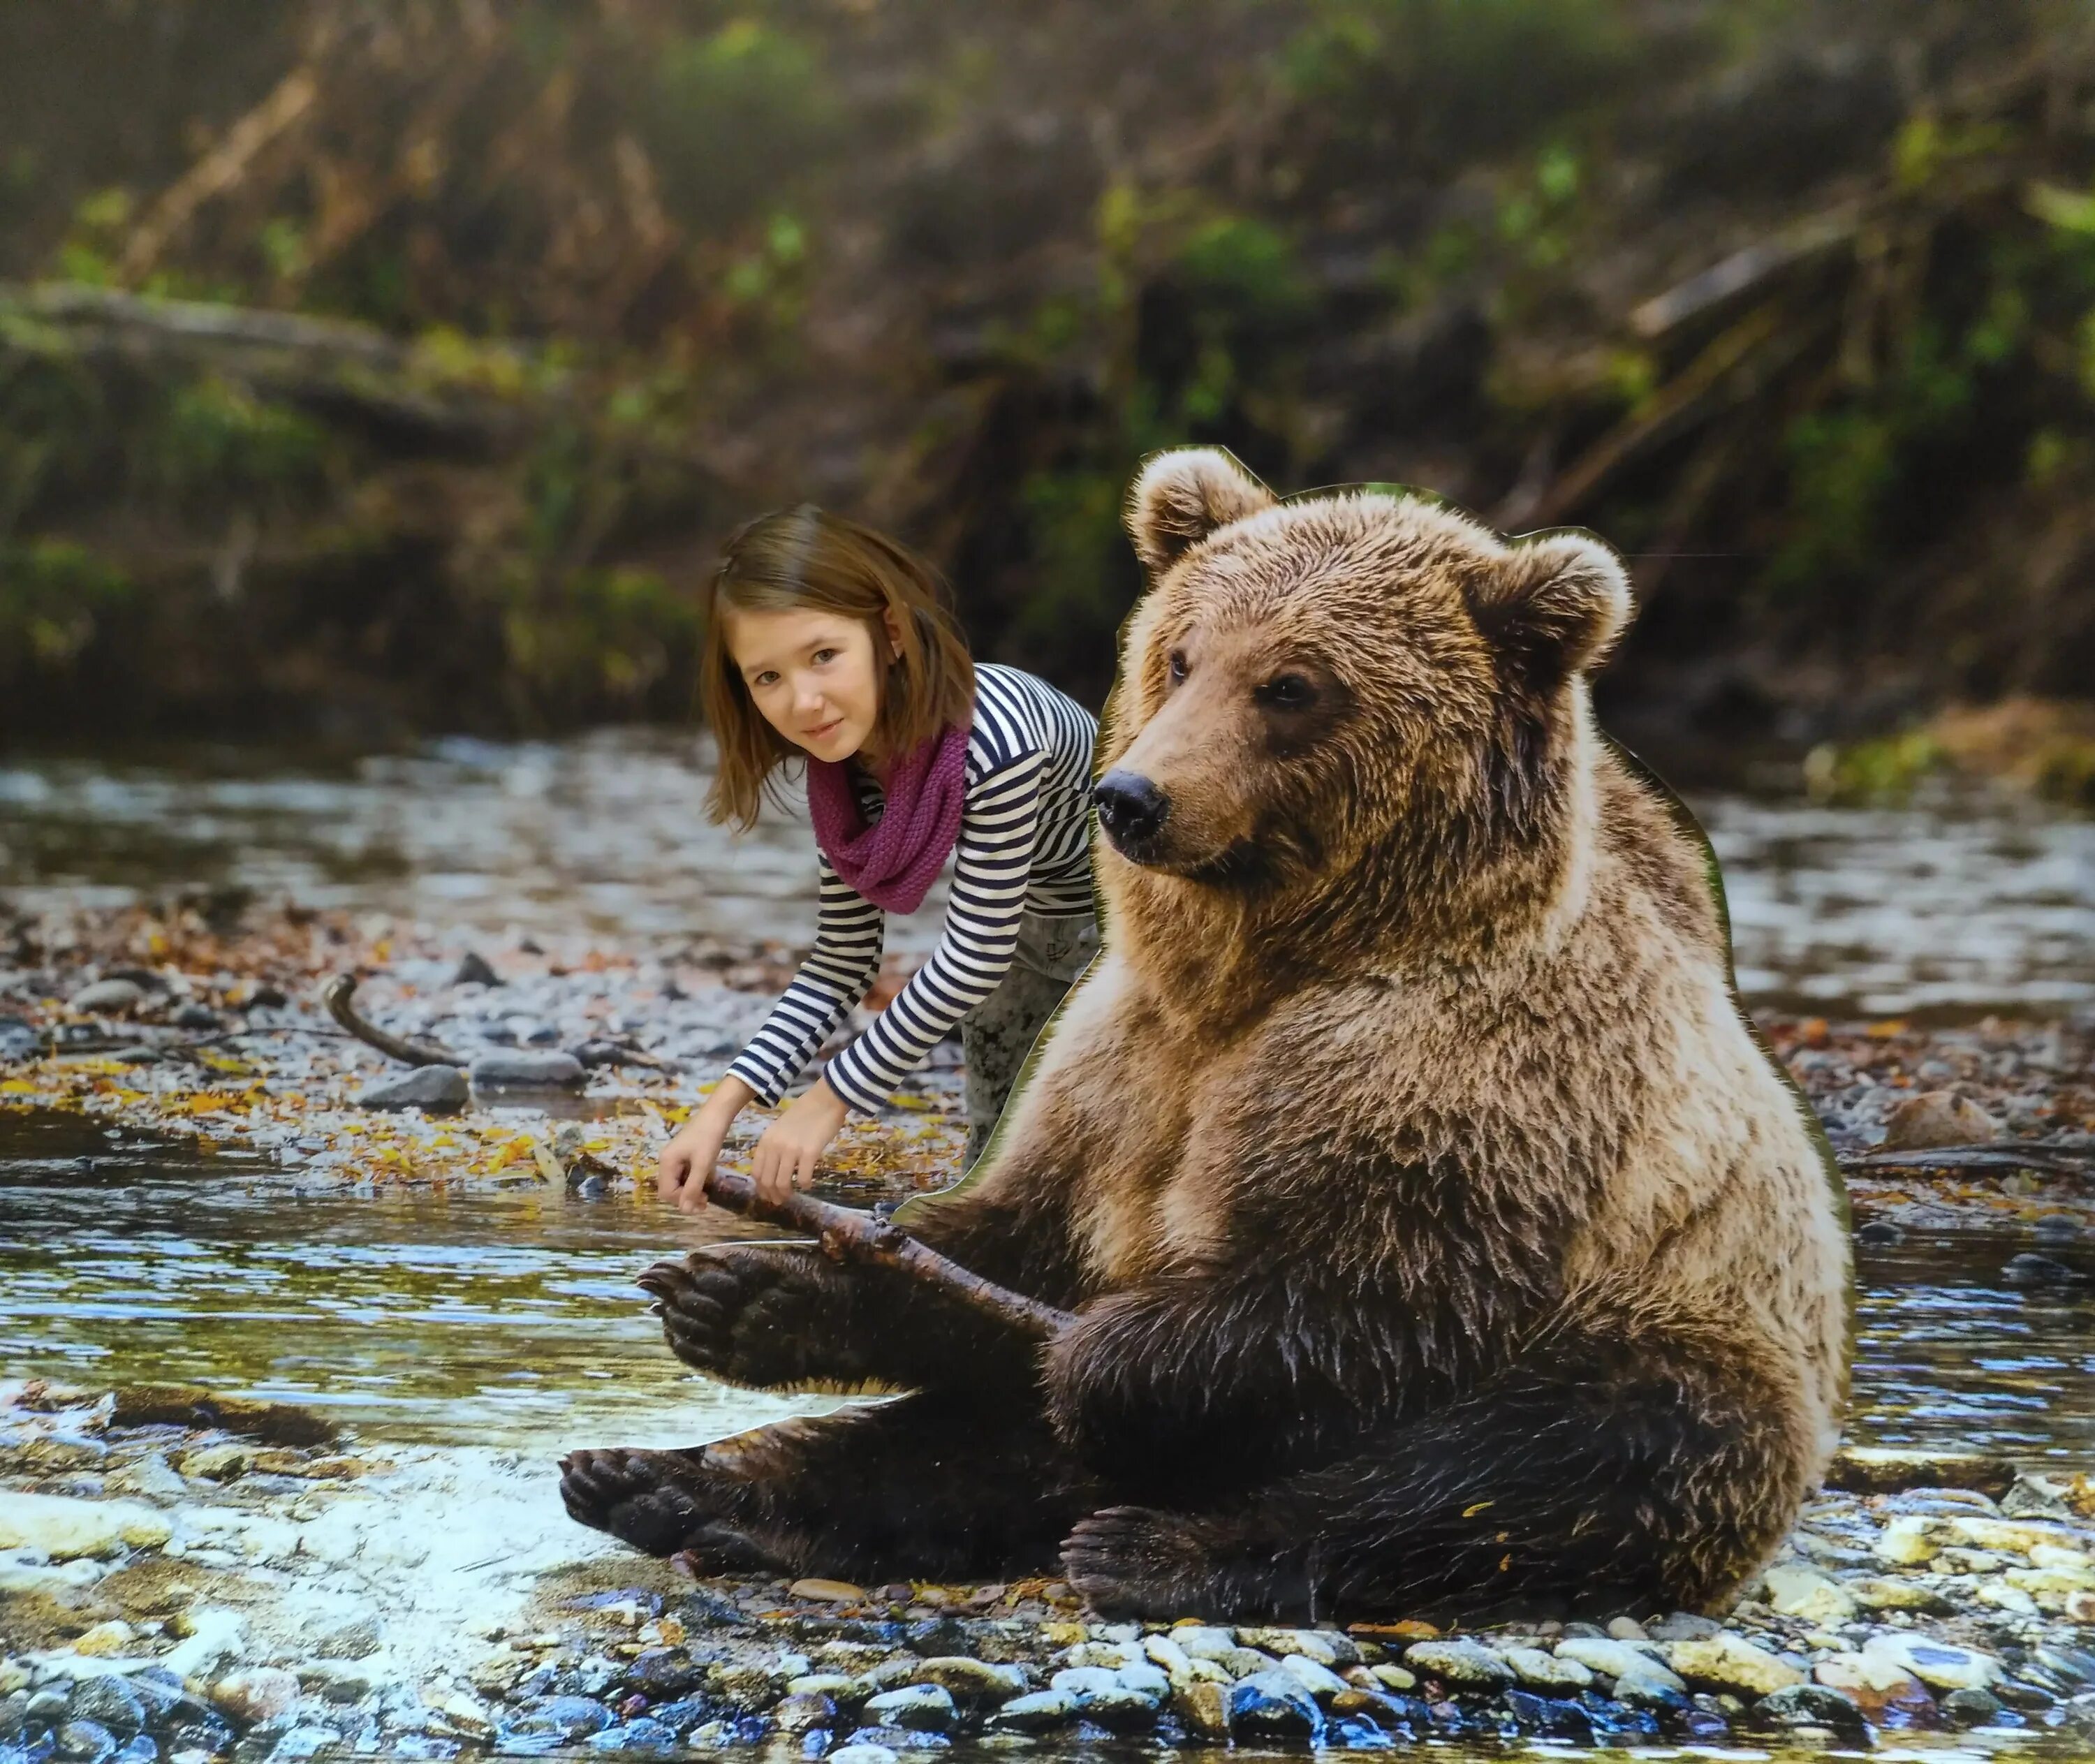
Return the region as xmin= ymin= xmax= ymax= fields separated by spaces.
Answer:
xmin=820 ymin=749 xmax=1048 ymax=1114
xmin=723 ymin=851 xmax=887 ymax=1106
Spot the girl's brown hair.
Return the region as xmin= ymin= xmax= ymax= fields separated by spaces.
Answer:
xmin=702 ymin=504 xmax=976 ymax=829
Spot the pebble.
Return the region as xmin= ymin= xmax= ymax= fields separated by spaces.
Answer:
xmin=1943 ymin=1686 xmax=2005 ymax=1728
xmin=1863 ymin=1633 xmax=2002 ymax=1691
xmin=469 ymin=1051 xmax=585 ymax=1088
xmin=1170 ymin=1681 xmax=1230 ymax=1740
xmin=986 ymin=1690 xmax=1077 ymax=1731
xmin=772 ymin=1693 xmax=836 ymax=1735
xmin=1402 ymin=1640 xmax=1513 ymax=1688
xmin=66 ymin=980 xmax=144 ymax=1015
xmin=1500 ymin=1647 xmax=1592 ymax=1691
xmin=177 ymin=1443 xmax=251 ymax=1482
xmin=452 ymin=953 xmax=501 ymax=987
xmin=906 ymin=1659 xmax=1027 ymax=1703
xmin=828 ymin=1747 xmax=899 ymax=1764
xmin=788 ymin=1579 xmax=865 ymax=1603
xmin=1237 ymin=1627 xmax=1356 ymax=1666
xmin=208 ymin=1668 xmax=300 ymax=1726
xmin=860 ymin=1686 xmax=954 ymax=1733
xmin=1277 ymin=1656 xmax=1348 ymax=1702
xmin=63 ymin=1681 xmax=145 ymax=1737
xmin=1552 ymin=1638 xmax=1677 ymax=1689
xmin=56 ymin=1719 xmax=117 ymax=1763
xmin=1761 ymin=1562 xmax=1858 ymax=1622
xmin=586 ymin=1717 xmax=676 ymax=1751
xmin=355 ymin=1066 xmax=469 ymax=1112
xmin=2005 ymin=1251 xmax=2087 ymax=1286
xmin=1665 ymin=1633 xmax=1804 ymax=1696
xmin=1881 ymin=1090 xmax=2000 ymax=1148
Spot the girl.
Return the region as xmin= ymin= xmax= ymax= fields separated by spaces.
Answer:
xmin=657 ymin=504 xmax=1100 ymax=1211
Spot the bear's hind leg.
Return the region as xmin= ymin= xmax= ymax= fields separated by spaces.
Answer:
xmin=1063 ymin=1343 xmax=1805 ymax=1624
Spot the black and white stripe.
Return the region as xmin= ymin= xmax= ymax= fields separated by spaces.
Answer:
xmin=728 ymin=663 xmax=1098 ymax=1113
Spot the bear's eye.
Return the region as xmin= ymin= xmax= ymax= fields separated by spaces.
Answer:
xmin=1167 ymin=649 xmax=1189 ymax=684
xmin=1257 ymin=673 xmax=1316 ymax=710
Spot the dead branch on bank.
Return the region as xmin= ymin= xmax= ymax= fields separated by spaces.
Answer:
xmin=321 ymin=973 xmax=463 ymax=1067
xmin=696 ymin=1168 xmax=1075 ymax=1340
xmin=1839 ymin=1142 xmax=2095 ymax=1178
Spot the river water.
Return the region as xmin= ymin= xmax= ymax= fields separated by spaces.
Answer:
xmin=3 ymin=733 xmax=2092 ymax=1020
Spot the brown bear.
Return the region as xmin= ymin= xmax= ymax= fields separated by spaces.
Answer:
xmin=560 ymin=448 xmax=1851 ymax=1622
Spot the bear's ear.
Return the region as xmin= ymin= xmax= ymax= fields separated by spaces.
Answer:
xmin=1464 ymin=530 xmax=1632 ymax=684
xmin=1125 ymin=447 xmax=1277 ymax=573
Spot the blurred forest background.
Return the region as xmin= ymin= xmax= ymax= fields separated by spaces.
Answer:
xmin=5 ymin=0 xmax=2095 ymax=786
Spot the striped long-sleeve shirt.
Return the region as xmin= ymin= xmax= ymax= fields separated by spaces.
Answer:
xmin=726 ymin=663 xmax=1099 ymax=1115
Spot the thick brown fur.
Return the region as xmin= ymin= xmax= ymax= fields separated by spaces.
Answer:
xmin=562 ymin=448 xmax=1851 ymax=1624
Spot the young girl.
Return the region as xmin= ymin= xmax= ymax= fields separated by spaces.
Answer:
xmin=656 ymin=504 xmax=1099 ymax=1211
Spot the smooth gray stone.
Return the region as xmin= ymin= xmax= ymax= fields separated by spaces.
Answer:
xmin=470 ymin=1051 xmax=585 ymax=1089
xmin=356 ymin=1066 xmax=469 ymax=1110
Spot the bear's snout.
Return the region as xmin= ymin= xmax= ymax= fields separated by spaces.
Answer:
xmin=1094 ymin=769 xmax=1170 ymax=857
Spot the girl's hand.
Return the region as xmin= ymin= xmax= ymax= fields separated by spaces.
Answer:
xmin=659 ymin=1078 xmax=754 ymax=1213
xmin=751 ymin=1077 xmax=851 ymax=1206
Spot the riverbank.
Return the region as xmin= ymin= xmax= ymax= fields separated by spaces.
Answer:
xmin=3 ymin=898 xmax=2090 ymax=1230
xmin=8 ymin=1374 xmax=2095 ymax=1760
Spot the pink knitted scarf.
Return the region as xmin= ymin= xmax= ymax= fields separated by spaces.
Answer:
xmin=804 ymin=723 xmax=969 ymax=913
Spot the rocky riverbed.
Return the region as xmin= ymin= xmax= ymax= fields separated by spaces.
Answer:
xmin=6 ymin=897 xmax=2095 ymax=1759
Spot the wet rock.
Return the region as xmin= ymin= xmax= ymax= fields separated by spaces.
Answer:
xmin=1865 ymin=1634 xmax=2001 ymax=1692
xmin=1828 ymin=1444 xmax=2022 ymax=1496
xmin=110 ymin=1738 xmax=154 ymax=1764
xmin=1881 ymin=1091 xmax=1999 ymax=1149
xmin=707 ymin=1663 xmax=784 ymax=1712
xmin=1227 ymin=1671 xmax=1321 ymax=1740
xmin=843 ymin=1725 xmax=946 ymax=1752
xmin=355 ymin=1067 xmax=469 ymax=1112
xmin=1499 ymin=1647 xmax=1592 ymax=1692
xmin=622 ymin=1650 xmax=700 ymax=1700
xmin=1169 ymin=1682 xmax=1230 ymax=1741
xmin=1365 ymin=1663 xmax=1417 ymax=1693
xmin=110 ymin=1385 xmax=337 ymax=1448
xmin=1045 ymin=1669 xmax=1117 ymax=1702
xmin=1644 ymin=1612 xmax=1723 ymax=1640
xmin=1325 ymin=1713 xmax=1394 ymax=1748
xmin=160 ymin=1610 xmax=248 ymax=1682
xmin=1067 ymin=1686 xmax=1156 ymax=1731
xmin=1855 ymin=1219 xmax=1904 ymax=1244
xmin=452 ymin=953 xmax=501 ymax=987
xmin=1751 ymin=1676 xmax=1869 ymax=1735
xmin=469 ymin=1052 xmax=584 ymax=1089
xmin=1814 ymin=1650 xmax=1936 ymax=1720
xmin=1605 ymin=1617 xmax=1649 ymax=1640
xmin=638 ymin=1698 xmax=710 ymax=1737
xmin=859 ymin=1686 xmax=953 ymax=1733
xmin=172 ymin=1004 xmax=219 ymax=1031
xmin=827 ymin=1747 xmax=899 ymax=1764
xmin=1110 ymin=1663 xmax=1169 ymax=1701
xmin=985 ymin=1689 xmax=1076 ymax=1733
xmin=2005 ymin=1252 xmax=2087 ymax=1286
xmin=210 ymin=1670 xmax=302 ymax=1727
xmin=906 ymin=1660 xmax=1026 ymax=1704
xmin=61 ymin=1685 xmax=142 ymax=1741
xmin=55 ymin=1721 xmax=117 ymax=1764
xmin=103 ymin=1454 xmax=186 ymax=1501
xmin=771 ymin=1695 xmax=835 ymax=1735
xmin=1167 ymin=1626 xmax=1237 ymax=1659
xmin=1941 ymin=1688 xmax=2006 ymax=1731
xmin=1504 ymin=1691 xmax=1594 ymax=1742
xmin=67 ymin=982 xmax=144 ymax=1016
xmin=0 ymin=1492 xmax=171 ymax=1559
xmin=178 ymin=1443 xmax=252 ymax=1482
xmin=1402 ymin=1640 xmax=1513 ymax=1689
xmin=1666 ymin=1634 xmax=1804 ymax=1696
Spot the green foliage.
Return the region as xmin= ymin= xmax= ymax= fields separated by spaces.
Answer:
xmin=641 ymin=20 xmax=837 ymax=232
xmin=0 ymin=538 xmax=131 ymax=672
xmin=149 ymin=376 xmax=328 ymax=501
xmin=499 ymin=563 xmax=700 ymax=710
xmin=1279 ymin=0 xmax=1634 ymax=166
xmin=1802 ymin=730 xmax=1945 ymax=803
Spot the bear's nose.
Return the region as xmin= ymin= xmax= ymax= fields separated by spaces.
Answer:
xmin=1094 ymin=770 xmax=1170 ymax=848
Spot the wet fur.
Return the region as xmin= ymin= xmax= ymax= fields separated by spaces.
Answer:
xmin=563 ymin=450 xmax=1850 ymax=1622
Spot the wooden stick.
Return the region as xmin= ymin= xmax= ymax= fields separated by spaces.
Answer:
xmin=700 ymin=1168 xmax=1075 ymax=1341
xmin=1841 ymin=1142 xmax=2094 ymax=1177
xmin=321 ymin=973 xmax=463 ymax=1068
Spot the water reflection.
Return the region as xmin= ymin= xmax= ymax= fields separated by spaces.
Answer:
xmin=6 ymin=1111 xmax=2094 ymax=1467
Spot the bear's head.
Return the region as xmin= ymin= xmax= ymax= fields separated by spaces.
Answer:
xmin=1098 ymin=446 xmax=1633 ymax=964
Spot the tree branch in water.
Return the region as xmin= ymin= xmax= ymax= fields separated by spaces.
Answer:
xmin=696 ymin=1168 xmax=1075 ymax=1340
xmin=321 ymin=973 xmax=463 ymax=1068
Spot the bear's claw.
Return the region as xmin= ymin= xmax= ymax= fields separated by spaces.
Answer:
xmin=643 ymin=1247 xmax=831 ymax=1389
xmin=1061 ymin=1504 xmax=1215 ymax=1618
xmin=558 ymin=1446 xmax=723 ymax=1558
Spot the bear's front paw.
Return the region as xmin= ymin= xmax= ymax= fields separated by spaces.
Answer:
xmin=559 ymin=1446 xmax=728 ymax=1557
xmin=1061 ymin=1505 xmax=1221 ymax=1619
xmin=638 ymin=1246 xmax=834 ymax=1388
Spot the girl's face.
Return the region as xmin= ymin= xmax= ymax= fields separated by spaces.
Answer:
xmin=726 ymin=605 xmax=898 ymax=765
